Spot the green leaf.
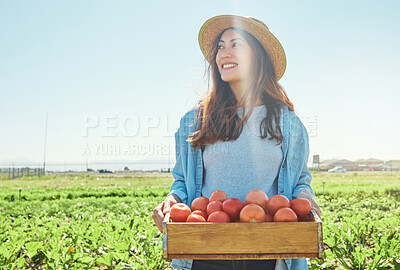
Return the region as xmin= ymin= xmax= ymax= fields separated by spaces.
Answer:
xmin=79 ymin=256 xmax=94 ymax=264
xmin=97 ymin=252 xmax=114 ymax=267
xmin=114 ymin=252 xmax=129 ymax=262
xmin=25 ymin=241 xmax=43 ymax=257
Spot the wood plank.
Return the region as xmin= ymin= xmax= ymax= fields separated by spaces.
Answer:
xmin=167 ymin=253 xmax=320 ymax=260
xmin=167 ymin=222 xmax=319 ymax=255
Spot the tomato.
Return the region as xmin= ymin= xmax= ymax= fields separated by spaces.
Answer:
xmin=298 ymin=215 xmax=311 ymax=222
xmin=266 ymin=195 xmax=290 ymax=215
xmin=239 ymin=203 xmax=266 ymax=223
xmin=170 ymin=203 xmax=191 ymax=222
xmin=206 ymin=200 xmax=223 ymax=216
xmin=207 ymin=211 xmax=230 ymax=223
xmin=191 ymin=196 xmax=209 ymax=213
xmin=244 ymin=189 xmax=268 ymax=211
xmin=209 ymin=190 xmax=228 ymax=203
xmin=298 ymin=207 xmax=318 ymax=222
xmin=265 ymin=213 xmax=274 ymax=222
xmin=192 ymin=210 xmax=208 ymax=220
xmin=290 ymin=198 xmax=311 ymax=218
xmin=274 ymin=208 xmax=298 ymax=222
xmin=222 ymin=198 xmax=244 ymax=221
xmin=186 ymin=213 xmax=206 ymax=222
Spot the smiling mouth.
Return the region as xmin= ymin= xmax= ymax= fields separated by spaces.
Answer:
xmin=222 ymin=63 xmax=238 ymax=69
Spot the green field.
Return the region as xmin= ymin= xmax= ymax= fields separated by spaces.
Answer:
xmin=0 ymin=173 xmax=174 ymax=189
xmin=1 ymin=172 xmax=399 ymax=269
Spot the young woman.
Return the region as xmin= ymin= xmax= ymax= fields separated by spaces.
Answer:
xmin=152 ymin=15 xmax=321 ymax=270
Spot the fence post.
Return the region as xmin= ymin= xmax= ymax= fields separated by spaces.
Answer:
xmin=7 ymin=167 xmax=42 ymax=180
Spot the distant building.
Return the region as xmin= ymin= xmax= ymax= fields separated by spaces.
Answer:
xmin=317 ymin=158 xmax=399 ymax=171
xmin=356 ymin=158 xmax=384 ymax=171
xmin=319 ymin=159 xmax=357 ymax=171
xmin=382 ymin=160 xmax=400 ymax=171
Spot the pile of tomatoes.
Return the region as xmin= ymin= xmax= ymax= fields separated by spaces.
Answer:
xmin=169 ymin=189 xmax=312 ymax=223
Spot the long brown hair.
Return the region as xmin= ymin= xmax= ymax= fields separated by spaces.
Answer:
xmin=188 ymin=27 xmax=294 ymax=148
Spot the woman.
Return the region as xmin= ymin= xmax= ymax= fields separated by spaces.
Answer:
xmin=152 ymin=15 xmax=321 ymax=270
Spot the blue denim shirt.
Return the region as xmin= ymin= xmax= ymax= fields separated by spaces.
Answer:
xmin=169 ymin=104 xmax=313 ymax=270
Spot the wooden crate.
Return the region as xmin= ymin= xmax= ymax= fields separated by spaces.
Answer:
xmin=163 ymin=210 xmax=323 ymax=260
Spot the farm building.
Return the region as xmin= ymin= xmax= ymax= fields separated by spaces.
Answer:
xmin=319 ymin=159 xmax=358 ymax=171
xmin=317 ymin=158 xmax=400 ymax=171
xmin=356 ymin=158 xmax=385 ymax=171
xmin=382 ymin=160 xmax=400 ymax=171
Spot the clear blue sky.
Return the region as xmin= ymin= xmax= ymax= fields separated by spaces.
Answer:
xmin=1 ymin=1 xmax=399 ymax=170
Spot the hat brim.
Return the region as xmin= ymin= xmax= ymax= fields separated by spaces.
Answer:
xmin=198 ymin=15 xmax=286 ymax=81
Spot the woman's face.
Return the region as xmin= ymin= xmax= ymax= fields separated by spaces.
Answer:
xmin=215 ymin=28 xmax=254 ymax=85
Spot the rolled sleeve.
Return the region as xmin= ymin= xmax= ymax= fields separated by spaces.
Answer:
xmin=169 ymin=122 xmax=189 ymax=204
xmin=292 ymin=118 xmax=314 ymax=198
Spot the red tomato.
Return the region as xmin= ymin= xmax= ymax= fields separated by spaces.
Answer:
xmin=265 ymin=213 xmax=274 ymax=222
xmin=209 ymin=190 xmax=228 ymax=203
xmin=170 ymin=203 xmax=191 ymax=222
xmin=274 ymin=208 xmax=298 ymax=222
xmin=245 ymin=189 xmax=268 ymax=211
xmin=206 ymin=200 xmax=223 ymax=216
xmin=290 ymin=198 xmax=311 ymax=218
xmin=239 ymin=204 xmax=266 ymax=223
xmin=191 ymin=196 xmax=209 ymax=213
xmin=207 ymin=211 xmax=230 ymax=223
xmin=266 ymin=195 xmax=290 ymax=215
xmin=222 ymin=198 xmax=244 ymax=221
xmin=298 ymin=215 xmax=311 ymax=222
xmin=304 ymin=207 xmax=320 ymax=221
xmin=192 ymin=210 xmax=208 ymax=220
xmin=186 ymin=213 xmax=206 ymax=222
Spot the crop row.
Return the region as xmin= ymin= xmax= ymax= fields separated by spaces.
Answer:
xmin=1 ymin=193 xmax=167 ymax=269
xmin=1 ymin=187 xmax=399 ymax=269
xmin=311 ymin=195 xmax=400 ymax=269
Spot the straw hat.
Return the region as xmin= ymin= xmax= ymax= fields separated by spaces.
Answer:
xmin=198 ymin=15 xmax=287 ymax=81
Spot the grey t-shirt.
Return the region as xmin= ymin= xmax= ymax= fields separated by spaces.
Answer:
xmin=202 ymin=105 xmax=283 ymax=202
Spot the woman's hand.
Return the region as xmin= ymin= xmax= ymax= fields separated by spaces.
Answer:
xmin=152 ymin=194 xmax=181 ymax=232
xmin=297 ymin=189 xmax=321 ymax=218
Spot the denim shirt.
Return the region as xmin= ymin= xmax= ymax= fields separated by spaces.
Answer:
xmin=169 ymin=104 xmax=313 ymax=270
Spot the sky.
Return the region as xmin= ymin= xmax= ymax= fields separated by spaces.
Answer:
xmin=1 ymin=0 xmax=399 ymax=171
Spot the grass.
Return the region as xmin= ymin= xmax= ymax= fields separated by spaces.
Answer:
xmin=1 ymin=171 xmax=399 ymax=269
xmin=0 ymin=173 xmax=174 ymax=189
xmin=1 ymin=170 xmax=399 ymax=198
xmin=310 ymin=171 xmax=400 ymax=195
